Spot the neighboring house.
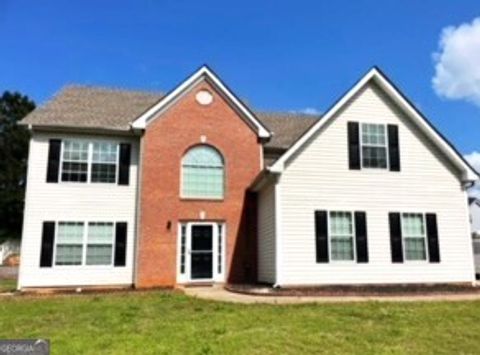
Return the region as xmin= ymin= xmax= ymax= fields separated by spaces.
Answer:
xmin=469 ymin=198 xmax=480 ymax=236
xmin=17 ymin=65 xmax=478 ymax=290
xmin=0 ymin=239 xmax=20 ymax=265
xmin=469 ymin=198 xmax=480 ymax=275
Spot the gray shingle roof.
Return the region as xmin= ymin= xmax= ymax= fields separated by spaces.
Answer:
xmin=21 ymin=85 xmax=319 ymax=150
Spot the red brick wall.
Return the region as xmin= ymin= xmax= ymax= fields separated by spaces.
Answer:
xmin=136 ymin=81 xmax=262 ymax=287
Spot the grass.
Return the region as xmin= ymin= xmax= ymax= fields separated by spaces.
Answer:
xmin=0 ymin=279 xmax=16 ymax=292
xmin=0 ymin=291 xmax=479 ymax=354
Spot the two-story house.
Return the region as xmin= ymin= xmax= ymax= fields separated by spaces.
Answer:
xmin=17 ymin=66 xmax=478 ymax=290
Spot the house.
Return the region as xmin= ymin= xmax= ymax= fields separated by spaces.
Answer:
xmin=17 ymin=65 xmax=478 ymax=290
xmin=469 ymin=198 xmax=480 ymax=275
xmin=0 ymin=239 xmax=20 ymax=265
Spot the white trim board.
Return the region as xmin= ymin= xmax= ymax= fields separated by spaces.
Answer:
xmin=269 ymin=67 xmax=478 ymax=182
xmin=131 ymin=65 xmax=271 ymax=139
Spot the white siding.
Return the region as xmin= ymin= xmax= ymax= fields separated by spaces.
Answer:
xmin=277 ymin=82 xmax=475 ymax=286
xmin=18 ymin=132 xmax=139 ymax=288
xmin=257 ymin=183 xmax=276 ymax=283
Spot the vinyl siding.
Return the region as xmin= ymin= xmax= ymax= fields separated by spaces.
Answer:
xmin=257 ymin=183 xmax=276 ymax=283
xmin=277 ymin=82 xmax=475 ymax=285
xmin=18 ymin=132 xmax=139 ymax=288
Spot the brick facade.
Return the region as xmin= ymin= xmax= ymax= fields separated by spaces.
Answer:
xmin=136 ymin=81 xmax=262 ymax=287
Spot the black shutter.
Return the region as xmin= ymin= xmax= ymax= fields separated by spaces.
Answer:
xmin=46 ymin=139 xmax=61 ymax=183
xmin=388 ymin=125 xmax=400 ymax=171
xmin=348 ymin=122 xmax=360 ymax=170
xmin=315 ymin=211 xmax=329 ymax=263
xmin=389 ymin=213 xmax=403 ymax=263
xmin=354 ymin=212 xmax=368 ymax=263
xmin=426 ymin=213 xmax=440 ymax=263
xmin=118 ymin=143 xmax=131 ymax=185
xmin=40 ymin=221 xmax=55 ymax=267
xmin=114 ymin=222 xmax=127 ymax=266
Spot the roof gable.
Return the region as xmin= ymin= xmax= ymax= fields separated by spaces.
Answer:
xmin=270 ymin=67 xmax=479 ymax=182
xmin=131 ymin=65 xmax=271 ymax=138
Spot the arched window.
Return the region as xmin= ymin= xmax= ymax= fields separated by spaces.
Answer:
xmin=181 ymin=145 xmax=224 ymax=199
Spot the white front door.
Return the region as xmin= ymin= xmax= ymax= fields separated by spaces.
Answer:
xmin=177 ymin=222 xmax=226 ymax=283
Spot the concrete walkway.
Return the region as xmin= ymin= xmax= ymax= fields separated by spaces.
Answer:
xmin=182 ymin=286 xmax=480 ymax=304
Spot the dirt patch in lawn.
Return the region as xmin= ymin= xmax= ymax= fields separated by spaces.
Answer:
xmin=226 ymin=283 xmax=480 ymax=297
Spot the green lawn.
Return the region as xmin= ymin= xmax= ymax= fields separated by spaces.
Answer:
xmin=0 ymin=292 xmax=479 ymax=354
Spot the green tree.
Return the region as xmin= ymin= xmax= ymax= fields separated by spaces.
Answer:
xmin=0 ymin=91 xmax=35 ymax=240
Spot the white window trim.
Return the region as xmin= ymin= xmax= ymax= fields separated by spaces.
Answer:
xmin=328 ymin=211 xmax=356 ymax=263
xmin=401 ymin=213 xmax=429 ymax=263
xmin=359 ymin=123 xmax=390 ymax=170
xmin=52 ymin=220 xmax=117 ymax=268
xmin=58 ymin=139 xmax=120 ymax=185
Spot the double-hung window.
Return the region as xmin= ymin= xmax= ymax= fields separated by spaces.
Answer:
xmin=55 ymin=222 xmax=84 ymax=265
xmin=54 ymin=221 xmax=115 ymax=266
xmin=402 ymin=213 xmax=427 ymax=261
xmin=91 ymin=143 xmax=118 ymax=183
xmin=60 ymin=140 xmax=118 ymax=183
xmin=329 ymin=211 xmax=355 ymax=261
xmin=61 ymin=141 xmax=89 ymax=182
xmin=360 ymin=123 xmax=388 ymax=169
xmin=86 ymin=222 xmax=114 ymax=265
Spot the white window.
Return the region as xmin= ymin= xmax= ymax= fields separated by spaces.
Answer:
xmin=61 ymin=141 xmax=89 ymax=182
xmin=329 ymin=211 xmax=355 ymax=261
xmin=360 ymin=123 xmax=388 ymax=169
xmin=402 ymin=213 xmax=427 ymax=261
xmin=86 ymin=222 xmax=114 ymax=265
xmin=181 ymin=145 xmax=224 ymax=199
xmin=91 ymin=143 xmax=118 ymax=183
xmin=55 ymin=222 xmax=84 ymax=265
xmin=60 ymin=140 xmax=118 ymax=183
xmin=54 ymin=221 xmax=116 ymax=266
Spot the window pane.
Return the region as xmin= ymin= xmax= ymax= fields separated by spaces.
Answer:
xmin=362 ymin=146 xmax=387 ymax=168
xmin=61 ymin=140 xmax=89 ymax=182
xmin=87 ymin=223 xmax=113 ymax=243
xmin=405 ymin=237 xmax=426 ymax=260
xmin=402 ymin=214 xmax=427 ymax=261
xmin=361 ymin=124 xmax=388 ymax=169
xmin=55 ymin=245 xmax=83 ymax=265
xmin=92 ymin=142 xmax=117 ymax=163
xmin=91 ymin=163 xmax=116 ymax=183
xmin=61 ymin=162 xmax=88 ymax=182
xmin=86 ymin=222 xmax=113 ymax=265
xmin=86 ymin=245 xmax=113 ymax=265
xmin=330 ymin=212 xmax=354 ymax=261
xmin=182 ymin=146 xmax=224 ymax=198
xmin=57 ymin=222 xmax=84 ymax=244
xmin=91 ymin=142 xmax=117 ymax=183
xmin=331 ymin=237 xmax=354 ymax=261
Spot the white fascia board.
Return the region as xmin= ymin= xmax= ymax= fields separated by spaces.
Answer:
xmin=271 ymin=67 xmax=479 ymax=182
xmin=131 ymin=66 xmax=271 ymax=138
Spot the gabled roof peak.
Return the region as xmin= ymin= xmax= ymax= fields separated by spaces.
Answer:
xmin=131 ymin=65 xmax=271 ymax=138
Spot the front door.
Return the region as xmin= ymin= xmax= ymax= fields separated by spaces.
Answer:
xmin=190 ymin=225 xmax=213 ymax=280
xmin=177 ymin=222 xmax=225 ymax=283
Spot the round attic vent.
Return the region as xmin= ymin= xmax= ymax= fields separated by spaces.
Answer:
xmin=196 ymin=90 xmax=213 ymax=106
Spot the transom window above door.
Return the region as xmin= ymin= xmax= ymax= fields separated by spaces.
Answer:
xmin=360 ymin=123 xmax=388 ymax=169
xmin=181 ymin=145 xmax=224 ymax=199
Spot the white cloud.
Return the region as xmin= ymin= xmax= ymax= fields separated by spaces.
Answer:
xmin=464 ymin=151 xmax=480 ymax=198
xmin=432 ymin=17 xmax=480 ymax=106
xmin=291 ymin=107 xmax=321 ymax=115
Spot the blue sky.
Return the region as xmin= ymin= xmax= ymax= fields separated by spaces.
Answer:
xmin=1 ymin=1 xmax=479 ymax=157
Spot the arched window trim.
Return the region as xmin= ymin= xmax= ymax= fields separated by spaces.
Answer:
xmin=181 ymin=144 xmax=225 ymax=199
